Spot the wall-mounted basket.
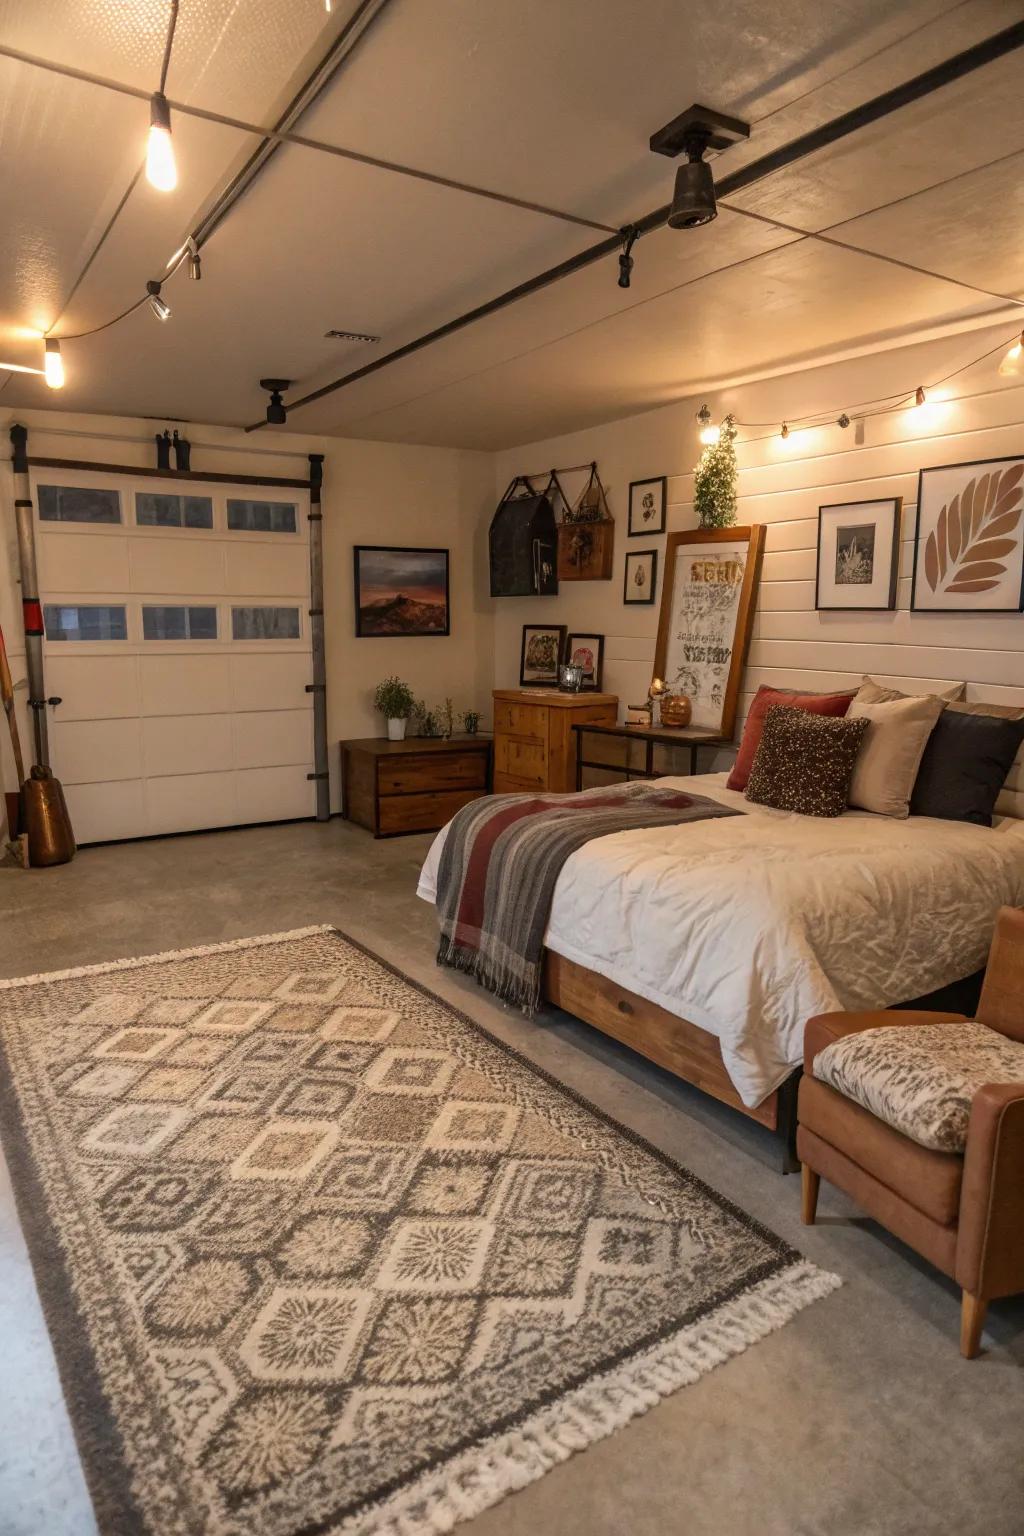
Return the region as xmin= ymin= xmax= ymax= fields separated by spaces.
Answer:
xmin=557 ymin=463 xmax=614 ymax=581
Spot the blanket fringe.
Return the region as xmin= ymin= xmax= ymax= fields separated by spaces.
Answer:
xmin=436 ymin=934 xmax=541 ymax=1016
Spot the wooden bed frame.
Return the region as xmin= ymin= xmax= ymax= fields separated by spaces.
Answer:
xmin=542 ymin=952 xmax=984 ymax=1174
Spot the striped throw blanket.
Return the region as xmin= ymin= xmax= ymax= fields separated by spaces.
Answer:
xmin=435 ymin=781 xmax=740 ymax=1013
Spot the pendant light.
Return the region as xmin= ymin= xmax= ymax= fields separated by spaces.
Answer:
xmin=43 ymin=339 xmax=64 ymax=388
xmin=146 ymin=92 xmax=177 ymax=191
xmin=261 ymin=378 xmax=291 ymax=425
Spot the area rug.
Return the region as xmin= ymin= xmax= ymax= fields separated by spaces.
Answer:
xmin=0 ymin=926 xmax=839 ymax=1536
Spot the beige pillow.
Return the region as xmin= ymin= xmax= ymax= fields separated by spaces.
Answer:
xmin=855 ymin=674 xmax=965 ymax=705
xmin=847 ymin=694 xmax=946 ymax=817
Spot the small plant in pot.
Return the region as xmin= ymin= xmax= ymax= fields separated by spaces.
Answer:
xmin=374 ymin=676 xmax=414 ymax=741
xmin=461 ymin=709 xmax=480 ymax=735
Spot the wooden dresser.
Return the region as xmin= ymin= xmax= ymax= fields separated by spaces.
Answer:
xmin=492 ymin=689 xmax=618 ymax=793
xmin=341 ymin=736 xmax=492 ymax=837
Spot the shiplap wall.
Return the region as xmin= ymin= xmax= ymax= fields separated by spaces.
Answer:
xmin=491 ymin=320 xmax=1024 ymax=803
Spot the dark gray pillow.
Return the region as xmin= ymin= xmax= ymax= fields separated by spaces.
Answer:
xmin=910 ymin=709 xmax=1024 ymax=826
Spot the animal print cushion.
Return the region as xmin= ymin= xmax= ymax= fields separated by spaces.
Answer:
xmin=744 ymin=705 xmax=869 ymax=818
xmin=814 ymin=1020 xmax=1024 ymax=1153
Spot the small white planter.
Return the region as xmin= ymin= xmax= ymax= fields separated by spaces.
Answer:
xmin=387 ymin=718 xmax=407 ymax=742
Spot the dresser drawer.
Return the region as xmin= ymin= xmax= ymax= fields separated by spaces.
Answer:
xmin=494 ymin=734 xmax=547 ymax=787
xmin=378 ymin=752 xmax=488 ymax=796
xmin=493 ymin=772 xmax=543 ymax=793
xmin=377 ymin=788 xmax=483 ymax=835
xmin=493 ymin=699 xmax=549 ymax=743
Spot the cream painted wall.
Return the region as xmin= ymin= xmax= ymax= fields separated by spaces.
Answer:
xmin=0 ymin=408 xmax=493 ymax=820
xmin=491 ymin=321 xmax=1024 ymax=779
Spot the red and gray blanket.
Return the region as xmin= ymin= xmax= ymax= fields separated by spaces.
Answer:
xmin=435 ymin=781 xmax=740 ymax=1013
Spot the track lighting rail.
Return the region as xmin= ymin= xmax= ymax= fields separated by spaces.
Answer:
xmin=247 ymin=18 xmax=1024 ymax=430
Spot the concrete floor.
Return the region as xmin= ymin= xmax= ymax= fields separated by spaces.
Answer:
xmin=1 ymin=817 xmax=1022 ymax=1536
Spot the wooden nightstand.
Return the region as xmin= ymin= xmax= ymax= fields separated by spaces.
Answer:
xmin=341 ymin=736 xmax=492 ymax=837
xmin=492 ymin=689 xmax=618 ymax=794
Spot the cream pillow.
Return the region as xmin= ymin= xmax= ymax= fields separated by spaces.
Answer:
xmin=847 ymin=694 xmax=946 ymax=817
xmin=855 ymin=674 xmax=965 ymax=705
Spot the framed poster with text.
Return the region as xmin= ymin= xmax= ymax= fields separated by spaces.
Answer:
xmin=653 ymin=526 xmax=765 ymax=738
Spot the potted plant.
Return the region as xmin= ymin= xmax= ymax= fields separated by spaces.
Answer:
xmin=693 ymin=413 xmax=738 ymax=528
xmin=374 ymin=676 xmax=414 ymax=741
xmin=461 ymin=709 xmax=481 ymax=735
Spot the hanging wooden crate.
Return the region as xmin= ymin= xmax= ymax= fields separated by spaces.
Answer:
xmin=557 ymin=462 xmax=614 ymax=581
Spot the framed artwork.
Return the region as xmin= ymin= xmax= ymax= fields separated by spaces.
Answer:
xmin=624 ymin=548 xmax=658 ymax=604
xmin=353 ymin=546 xmax=450 ymax=637
xmin=653 ymin=526 xmax=766 ymax=737
xmin=520 ymin=623 xmax=566 ymax=686
xmin=628 ymin=476 xmax=667 ymax=536
xmin=911 ymin=456 xmax=1024 ymax=612
xmin=565 ymin=632 xmax=604 ymax=690
xmin=816 ymin=497 xmax=901 ymax=610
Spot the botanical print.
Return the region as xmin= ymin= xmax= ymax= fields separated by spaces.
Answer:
xmin=354 ymin=546 xmax=450 ymax=636
xmin=628 ymin=476 xmax=667 ymax=536
xmin=623 ymin=549 xmax=658 ymax=604
xmin=520 ymin=623 xmax=565 ymax=685
xmin=835 ymin=524 xmax=875 ymax=583
xmin=0 ymin=927 xmax=835 ymax=1536
xmin=913 ymin=458 xmax=1024 ymax=612
xmin=660 ymin=544 xmax=746 ymax=729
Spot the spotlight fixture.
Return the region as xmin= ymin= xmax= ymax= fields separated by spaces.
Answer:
xmin=146 ymin=91 xmax=177 ymax=192
xmin=186 ymin=236 xmax=201 ymax=280
xmin=43 ymin=339 xmax=64 ymax=389
xmin=261 ymin=377 xmax=291 ymax=425
xmin=915 ymin=385 xmax=927 ymax=407
xmin=147 ymin=280 xmax=171 ymax=321
xmin=617 ymin=226 xmax=638 ymax=289
xmin=650 ymin=104 xmax=750 ymax=231
xmin=998 ymin=330 xmax=1024 ymax=377
xmin=697 ymin=403 xmax=719 ymax=444
xmin=837 ymin=412 xmax=850 ymax=429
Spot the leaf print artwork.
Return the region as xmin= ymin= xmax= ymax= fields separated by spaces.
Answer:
xmin=923 ymin=463 xmax=1023 ymax=596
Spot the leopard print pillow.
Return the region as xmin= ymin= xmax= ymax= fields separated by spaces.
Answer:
xmin=745 ymin=704 xmax=869 ymax=817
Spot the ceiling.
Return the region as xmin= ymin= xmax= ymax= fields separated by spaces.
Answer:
xmin=1 ymin=0 xmax=1023 ymax=448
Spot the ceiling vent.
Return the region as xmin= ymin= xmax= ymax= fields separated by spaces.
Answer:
xmin=324 ymin=328 xmax=381 ymax=343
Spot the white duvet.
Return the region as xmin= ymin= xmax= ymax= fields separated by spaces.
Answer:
xmin=417 ymin=772 xmax=1024 ymax=1108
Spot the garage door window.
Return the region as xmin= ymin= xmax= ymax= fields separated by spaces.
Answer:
xmin=136 ymin=492 xmax=213 ymax=529
xmin=44 ymin=604 xmax=128 ymax=641
xmin=231 ymin=606 xmax=300 ymax=640
xmin=142 ymin=605 xmax=218 ymax=640
xmin=38 ymin=485 xmax=121 ymax=524
xmin=227 ymin=499 xmax=297 ymax=533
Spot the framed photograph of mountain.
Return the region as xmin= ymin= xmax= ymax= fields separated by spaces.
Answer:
xmin=353 ymin=546 xmax=450 ymax=636
xmin=816 ymin=497 xmax=901 ymax=610
xmin=911 ymin=456 xmax=1024 ymax=612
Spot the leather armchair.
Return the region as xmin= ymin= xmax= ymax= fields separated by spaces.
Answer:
xmin=798 ymin=906 xmax=1024 ymax=1358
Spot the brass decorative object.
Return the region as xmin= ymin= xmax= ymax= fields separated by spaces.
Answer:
xmin=660 ymin=693 xmax=693 ymax=728
xmin=22 ymin=766 xmax=76 ymax=867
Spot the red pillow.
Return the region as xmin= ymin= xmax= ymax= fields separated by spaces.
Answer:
xmin=727 ymin=686 xmax=854 ymax=790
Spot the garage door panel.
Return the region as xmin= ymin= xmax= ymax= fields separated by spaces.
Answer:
xmin=226 ymin=543 xmax=308 ymax=597
xmin=139 ymin=655 xmax=232 ymax=716
xmin=52 ymin=719 xmax=142 ymax=785
xmin=143 ymin=715 xmax=233 ymax=776
xmin=145 ymin=772 xmax=238 ymax=836
xmin=46 ymin=655 xmax=139 ymax=720
xmin=230 ymin=653 xmax=311 ymax=712
xmin=130 ymin=539 xmax=226 ymax=595
xmin=65 ymin=780 xmax=147 ymax=844
xmin=232 ymin=710 xmax=312 ymax=770
xmin=235 ymin=765 xmax=315 ymax=824
xmin=41 ymin=534 xmax=130 ymax=593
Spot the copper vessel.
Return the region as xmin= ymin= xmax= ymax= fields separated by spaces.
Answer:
xmin=659 ymin=693 xmax=693 ymax=728
xmin=22 ymin=766 xmax=76 ymax=867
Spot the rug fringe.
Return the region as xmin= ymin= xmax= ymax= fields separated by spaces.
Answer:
xmin=0 ymin=924 xmax=338 ymax=990
xmin=338 ymin=1260 xmax=841 ymax=1535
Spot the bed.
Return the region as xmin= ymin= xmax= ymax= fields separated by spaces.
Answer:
xmin=418 ymin=771 xmax=1024 ymax=1164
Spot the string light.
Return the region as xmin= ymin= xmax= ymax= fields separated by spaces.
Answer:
xmin=780 ymin=422 xmax=789 ymax=439
xmin=914 ymin=385 xmax=927 ymax=407
xmin=697 ymin=403 xmax=719 ymax=444
xmin=837 ymin=412 xmax=850 ymax=428
xmin=147 ymin=280 xmax=171 ymax=321
xmin=998 ymin=330 xmax=1024 ymax=377
xmin=43 ymin=339 xmax=64 ymax=388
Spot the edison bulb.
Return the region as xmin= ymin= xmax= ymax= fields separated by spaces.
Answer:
xmin=44 ymin=339 xmax=64 ymax=389
xmin=147 ymin=94 xmax=177 ymax=192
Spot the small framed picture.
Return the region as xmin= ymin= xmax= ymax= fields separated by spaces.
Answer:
xmin=565 ymin=632 xmax=604 ymax=690
xmin=628 ymin=476 xmax=667 ymax=536
xmin=911 ymin=455 xmax=1024 ymax=612
xmin=623 ymin=548 xmax=658 ymax=604
xmin=519 ymin=623 xmax=566 ymax=686
xmin=816 ymin=498 xmax=901 ymax=610
xmin=353 ymin=545 xmax=450 ymax=636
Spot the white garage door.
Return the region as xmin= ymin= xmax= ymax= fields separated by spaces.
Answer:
xmin=32 ymin=465 xmax=314 ymax=844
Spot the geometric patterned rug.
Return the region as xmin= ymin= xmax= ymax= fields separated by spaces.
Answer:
xmin=0 ymin=927 xmax=839 ymax=1536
